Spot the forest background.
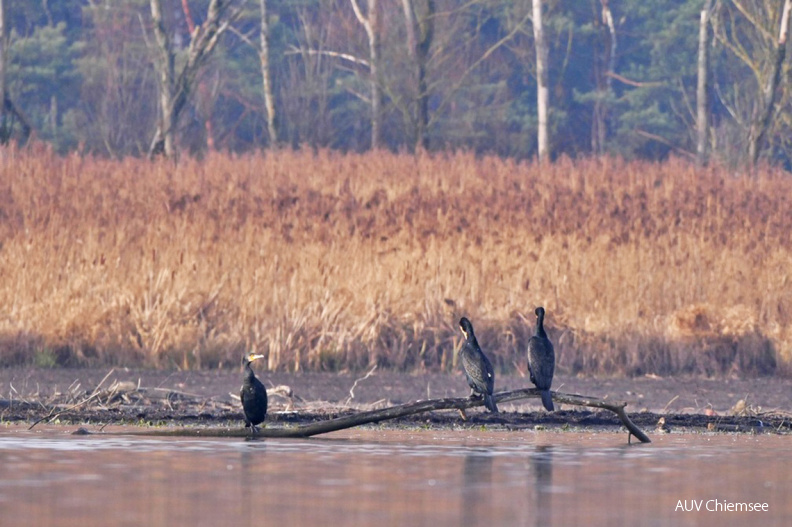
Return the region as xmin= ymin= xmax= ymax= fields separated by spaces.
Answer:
xmin=1 ymin=1 xmax=791 ymax=377
xmin=2 ymin=0 xmax=792 ymax=165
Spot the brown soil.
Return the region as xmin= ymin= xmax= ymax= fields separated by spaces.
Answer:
xmin=1 ymin=368 xmax=789 ymax=435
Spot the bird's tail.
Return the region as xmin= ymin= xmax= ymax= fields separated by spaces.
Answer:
xmin=541 ymin=390 xmax=554 ymax=412
xmin=484 ymin=393 xmax=499 ymax=413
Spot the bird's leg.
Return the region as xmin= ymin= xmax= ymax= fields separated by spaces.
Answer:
xmin=469 ymin=389 xmax=484 ymax=402
xmin=458 ymin=408 xmax=468 ymax=421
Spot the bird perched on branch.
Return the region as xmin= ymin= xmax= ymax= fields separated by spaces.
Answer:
xmin=527 ymin=307 xmax=555 ymax=412
xmin=458 ymin=317 xmax=499 ymax=413
xmin=241 ymin=352 xmax=268 ymax=435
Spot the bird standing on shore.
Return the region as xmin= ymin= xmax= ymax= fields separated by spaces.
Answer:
xmin=458 ymin=317 xmax=499 ymax=413
xmin=527 ymin=307 xmax=555 ymax=412
xmin=241 ymin=352 xmax=268 ymax=435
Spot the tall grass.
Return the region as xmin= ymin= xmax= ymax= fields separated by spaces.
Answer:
xmin=1 ymin=144 xmax=790 ymax=376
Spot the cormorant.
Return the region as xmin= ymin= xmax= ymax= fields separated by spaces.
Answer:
xmin=241 ymin=352 xmax=268 ymax=435
xmin=458 ymin=317 xmax=499 ymax=413
xmin=527 ymin=307 xmax=555 ymax=412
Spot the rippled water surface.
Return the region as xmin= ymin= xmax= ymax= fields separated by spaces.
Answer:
xmin=0 ymin=426 xmax=790 ymax=526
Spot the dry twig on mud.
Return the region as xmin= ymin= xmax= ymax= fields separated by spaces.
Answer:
xmin=28 ymin=369 xmax=118 ymax=430
xmin=345 ymin=365 xmax=377 ymax=406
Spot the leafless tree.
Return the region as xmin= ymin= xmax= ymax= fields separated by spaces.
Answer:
xmin=592 ymin=0 xmax=616 ymax=156
xmin=401 ymin=0 xmax=434 ymax=151
xmin=259 ymin=0 xmax=277 ymax=147
xmin=697 ymin=0 xmax=713 ymax=165
xmin=350 ymin=0 xmax=382 ymax=149
xmin=0 ymin=0 xmax=6 ymax=142
xmin=148 ymin=0 xmax=237 ymax=159
xmin=748 ymin=0 xmax=792 ymax=164
xmin=712 ymin=0 xmax=792 ymax=166
xmin=532 ymin=0 xmax=548 ymax=161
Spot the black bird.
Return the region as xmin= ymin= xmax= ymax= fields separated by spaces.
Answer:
xmin=527 ymin=307 xmax=555 ymax=412
xmin=240 ymin=352 xmax=268 ymax=435
xmin=458 ymin=317 xmax=499 ymax=413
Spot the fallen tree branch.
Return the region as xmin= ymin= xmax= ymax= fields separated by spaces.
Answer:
xmin=115 ymin=388 xmax=651 ymax=443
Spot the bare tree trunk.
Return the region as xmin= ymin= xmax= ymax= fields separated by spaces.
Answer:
xmin=532 ymin=0 xmax=549 ymax=161
xmin=0 ymin=0 xmax=6 ymax=143
xmin=351 ymin=0 xmax=382 ymax=150
xmin=149 ymin=0 xmax=233 ymax=159
xmin=260 ymin=0 xmax=277 ymax=147
xmin=149 ymin=0 xmax=176 ymax=158
xmin=180 ymin=0 xmax=219 ymax=151
xmin=401 ymin=0 xmax=434 ymax=151
xmin=748 ymin=0 xmax=792 ymax=166
xmin=592 ymin=0 xmax=616 ymax=156
xmin=696 ymin=0 xmax=712 ymax=166
xmin=415 ymin=0 xmax=434 ymax=151
xmin=401 ymin=0 xmax=417 ymax=148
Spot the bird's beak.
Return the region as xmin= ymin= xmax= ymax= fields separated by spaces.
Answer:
xmin=248 ymin=353 xmax=266 ymax=362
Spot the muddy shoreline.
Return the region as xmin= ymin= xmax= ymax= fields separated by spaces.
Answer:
xmin=1 ymin=368 xmax=789 ymax=436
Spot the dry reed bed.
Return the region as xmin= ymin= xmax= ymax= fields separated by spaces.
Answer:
xmin=0 ymin=145 xmax=790 ymax=376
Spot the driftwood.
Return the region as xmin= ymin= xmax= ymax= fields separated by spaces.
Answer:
xmin=120 ymin=387 xmax=651 ymax=444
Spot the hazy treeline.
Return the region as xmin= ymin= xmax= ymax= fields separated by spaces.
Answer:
xmin=1 ymin=0 xmax=792 ymax=165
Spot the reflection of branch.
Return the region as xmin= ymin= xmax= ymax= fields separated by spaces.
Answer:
xmin=125 ymin=387 xmax=652 ymax=444
xmin=285 ymin=46 xmax=370 ymax=68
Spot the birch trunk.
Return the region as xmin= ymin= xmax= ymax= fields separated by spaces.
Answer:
xmin=149 ymin=0 xmax=175 ymax=158
xmin=0 ymin=0 xmax=5 ymax=141
xmin=260 ymin=0 xmax=277 ymax=146
xmin=532 ymin=0 xmax=549 ymax=161
xmin=351 ymin=0 xmax=381 ymax=150
xmin=149 ymin=0 xmax=231 ymax=159
xmin=696 ymin=1 xmax=712 ymax=166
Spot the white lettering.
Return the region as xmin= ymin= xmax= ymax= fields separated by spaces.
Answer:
xmin=699 ymin=499 xmax=770 ymax=512
xmin=676 ymin=500 xmax=703 ymax=512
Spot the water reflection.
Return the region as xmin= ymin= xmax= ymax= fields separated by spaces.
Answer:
xmin=0 ymin=428 xmax=791 ymax=526
xmin=239 ymin=447 xmax=262 ymax=526
xmin=461 ymin=451 xmax=493 ymax=527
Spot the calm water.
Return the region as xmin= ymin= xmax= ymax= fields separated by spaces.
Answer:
xmin=0 ymin=425 xmax=789 ymax=526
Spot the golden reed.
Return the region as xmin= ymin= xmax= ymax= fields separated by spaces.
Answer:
xmin=0 ymin=144 xmax=789 ymax=375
